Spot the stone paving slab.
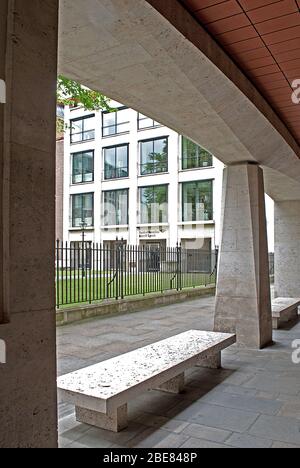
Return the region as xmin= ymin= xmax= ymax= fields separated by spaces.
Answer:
xmin=57 ymin=296 xmax=300 ymax=448
xmin=244 ymin=374 xmax=300 ymax=396
xmin=278 ymin=401 xmax=300 ymax=419
xmin=199 ymin=390 xmax=282 ymax=415
xmin=249 ymin=415 xmax=300 ymax=446
xmin=167 ymin=402 xmax=260 ymax=433
xmin=225 ymin=433 xmax=272 ymax=449
xmin=180 ymin=438 xmax=230 ymax=449
xmin=182 ymin=423 xmax=231 ymax=444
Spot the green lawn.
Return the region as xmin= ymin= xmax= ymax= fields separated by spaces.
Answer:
xmin=56 ymin=272 xmax=216 ymax=308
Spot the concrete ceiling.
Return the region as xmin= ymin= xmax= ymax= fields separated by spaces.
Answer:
xmin=59 ymin=0 xmax=300 ymax=201
xmin=181 ymin=0 xmax=300 ymax=147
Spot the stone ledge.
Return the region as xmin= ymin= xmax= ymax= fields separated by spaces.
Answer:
xmin=56 ymin=286 xmax=216 ymax=326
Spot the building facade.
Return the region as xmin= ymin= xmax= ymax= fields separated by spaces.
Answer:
xmin=62 ymin=102 xmax=274 ymax=252
xmin=56 ymin=138 xmax=64 ymax=241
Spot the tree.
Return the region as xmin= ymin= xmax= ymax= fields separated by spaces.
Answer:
xmin=57 ymin=75 xmax=112 ymax=111
xmin=143 ymin=151 xmax=168 ymax=175
xmin=56 ymin=75 xmax=114 ymax=134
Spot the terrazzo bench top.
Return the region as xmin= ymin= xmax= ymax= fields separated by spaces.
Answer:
xmin=58 ymin=330 xmax=236 ymax=412
xmin=272 ymin=297 xmax=300 ymax=317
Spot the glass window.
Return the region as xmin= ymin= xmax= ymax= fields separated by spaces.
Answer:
xmin=72 ymin=151 xmax=94 ymax=184
xmin=102 ymin=108 xmax=130 ymax=137
xmin=104 ymin=145 xmax=129 ymax=180
xmin=103 ymin=189 xmax=129 ymax=226
xmin=70 ymin=115 xmax=95 ymax=143
xmin=71 ymin=193 xmax=94 ymax=227
xmin=182 ymin=137 xmax=213 ymax=170
xmin=138 ymin=113 xmax=160 ymax=130
xmin=182 ymin=180 xmax=213 ymax=222
xmin=140 ymin=185 xmax=168 ymax=224
xmin=140 ymin=137 xmax=168 ymax=175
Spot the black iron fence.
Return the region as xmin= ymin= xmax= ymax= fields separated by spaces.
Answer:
xmin=56 ymin=241 xmax=218 ymax=308
xmin=269 ymin=253 xmax=274 ymax=277
xmin=269 ymin=252 xmax=274 ymax=285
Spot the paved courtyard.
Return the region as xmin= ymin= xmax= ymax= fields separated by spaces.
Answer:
xmin=57 ymin=295 xmax=300 ymax=449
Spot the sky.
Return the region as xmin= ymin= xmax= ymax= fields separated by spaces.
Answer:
xmin=265 ymin=195 xmax=274 ymax=253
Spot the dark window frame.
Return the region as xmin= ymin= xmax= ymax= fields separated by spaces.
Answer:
xmin=182 ymin=179 xmax=214 ymax=223
xmin=71 ymin=150 xmax=94 ymax=185
xmin=71 ymin=192 xmax=94 ymax=228
xmin=181 ymin=137 xmax=213 ymax=171
xmin=70 ymin=114 xmax=95 ymax=144
xmin=103 ymin=143 xmax=129 ymax=180
xmin=137 ymin=112 xmax=161 ymax=131
xmin=139 ymin=136 xmax=169 ymax=176
xmin=102 ymin=188 xmax=129 ymax=226
xmin=139 ymin=184 xmax=169 ymax=225
xmin=102 ymin=106 xmax=130 ymax=137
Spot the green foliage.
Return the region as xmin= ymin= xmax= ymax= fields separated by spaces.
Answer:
xmin=56 ymin=75 xmax=115 ymax=135
xmin=143 ymin=185 xmax=168 ymax=206
xmin=143 ymin=151 xmax=168 ymax=175
xmin=57 ymin=75 xmax=113 ymax=112
xmin=56 ymin=117 xmax=65 ymax=136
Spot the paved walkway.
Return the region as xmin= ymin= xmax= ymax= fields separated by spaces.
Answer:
xmin=58 ymin=295 xmax=300 ymax=449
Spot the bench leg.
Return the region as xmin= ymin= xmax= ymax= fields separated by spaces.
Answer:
xmin=196 ymin=352 xmax=222 ymax=369
xmin=75 ymin=404 xmax=128 ymax=433
xmin=288 ymin=307 xmax=299 ymax=322
xmin=273 ymin=308 xmax=298 ymax=330
xmin=156 ymin=373 xmax=185 ymax=394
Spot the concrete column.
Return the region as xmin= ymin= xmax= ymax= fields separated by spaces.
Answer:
xmin=214 ymin=163 xmax=272 ymax=349
xmin=0 ymin=1 xmax=59 ymax=448
xmin=274 ymin=201 xmax=300 ymax=298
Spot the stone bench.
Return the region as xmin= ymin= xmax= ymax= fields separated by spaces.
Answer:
xmin=272 ymin=297 xmax=300 ymax=329
xmin=58 ymin=330 xmax=236 ymax=432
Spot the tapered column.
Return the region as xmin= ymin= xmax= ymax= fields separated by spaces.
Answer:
xmin=214 ymin=163 xmax=272 ymax=349
xmin=0 ymin=1 xmax=59 ymax=448
xmin=274 ymin=201 xmax=300 ymax=298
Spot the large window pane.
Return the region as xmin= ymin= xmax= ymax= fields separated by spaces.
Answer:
xmin=102 ymin=112 xmax=116 ymax=137
xmin=104 ymin=148 xmax=115 ymax=179
xmin=72 ymin=151 xmax=94 ymax=184
xmin=182 ymin=180 xmax=213 ymax=222
xmin=138 ymin=113 xmax=160 ymax=130
xmin=72 ymin=193 xmax=94 ymax=227
xmin=82 ymin=152 xmax=94 ymax=182
xmin=140 ymin=185 xmax=168 ymax=224
xmin=72 ymin=154 xmax=83 ymax=184
xmin=182 ymin=137 xmax=213 ymax=170
xmin=70 ymin=115 xmax=95 ymax=143
xmin=141 ymin=141 xmax=153 ymax=166
xmin=102 ymin=108 xmax=130 ymax=137
xmin=103 ymin=189 xmax=129 ymax=226
xmin=117 ymin=108 xmax=131 ymax=133
xmin=116 ymin=146 xmax=128 ymax=178
xmin=83 ymin=116 xmax=96 ymax=141
xmin=104 ymin=145 xmax=129 ymax=180
xmin=140 ymin=138 xmax=168 ymax=175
